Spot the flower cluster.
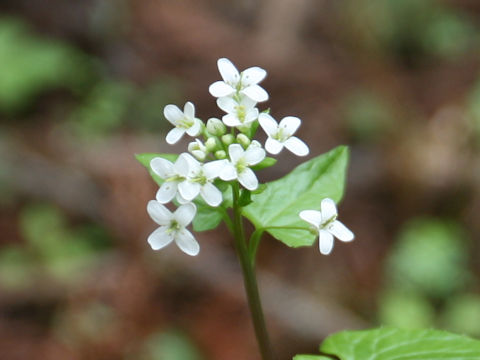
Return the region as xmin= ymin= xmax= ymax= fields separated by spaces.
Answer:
xmin=146 ymin=58 xmax=352 ymax=256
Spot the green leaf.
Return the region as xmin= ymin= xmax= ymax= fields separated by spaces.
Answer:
xmin=251 ymin=157 xmax=277 ymax=171
xmin=135 ymin=153 xmax=178 ymax=186
xmin=315 ymin=327 xmax=480 ymax=359
xmin=192 ymin=200 xmax=223 ymax=232
xmin=243 ymin=146 xmax=349 ymax=248
xmin=292 ymin=356 xmax=330 ymax=360
xmin=238 ymin=189 xmax=252 ymax=207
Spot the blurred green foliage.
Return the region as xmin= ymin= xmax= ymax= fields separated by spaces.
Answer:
xmin=342 ymin=0 xmax=478 ymax=62
xmin=379 ymin=291 xmax=435 ymax=329
xmin=386 ymin=217 xmax=470 ymax=298
xmin=70 ymin=77 xmax=182 ymax=138
xmin=341 ymin=89 xmax=394 ymax=142
xmin=0 ymin=203 xmax=111 ymax=289
xmin=441 ymin=295 xmax=480 ymax=337
xmin=380 ymin=217 xmax=480 ymax=336
xmin=134 ymin=330 xmax=204 ymax=360
xmin=0 ymin=17 xmax=94 ymax=114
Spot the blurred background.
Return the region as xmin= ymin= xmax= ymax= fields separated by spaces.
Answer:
xmin=0 ymin=0 xmax=479 ymax=359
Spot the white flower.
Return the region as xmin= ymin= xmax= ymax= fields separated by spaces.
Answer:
xmin=150 ymin=155 xmax=190 ymax=203
xmin=209 ymin=58 xmax=269 ymax=102
xmin=217 ymin=95 xmax=259 ymax=127
xmin=258 ymin=113 xmax=309 ymax=156
xmin=178 ymin=153 xmax=226 ymax=207
xmin=219 ymin=143 xmax=265 ymax=190
xmin=299 ymin=198 xmax=354 ymax=255
xmin=147 ymin=201 xmax=199 ymax=256
xmin=164 ymin=102 xmax=203 ymax=144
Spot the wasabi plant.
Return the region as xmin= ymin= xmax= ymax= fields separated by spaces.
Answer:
xmin=137 ymin=58 xmax=480 ymax=360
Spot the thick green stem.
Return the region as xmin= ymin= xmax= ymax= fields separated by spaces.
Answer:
xmin=231 ymin=183 xmax=275 ymax=360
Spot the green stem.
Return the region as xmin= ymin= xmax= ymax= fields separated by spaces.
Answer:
xmin=231 ymin=183 xmax=275 ymax=360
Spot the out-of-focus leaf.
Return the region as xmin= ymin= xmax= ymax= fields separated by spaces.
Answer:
xmin=379 ymin=291 xmax=434 ymax=329
xmin=386 ymin=217 xmax=470 ymax=298
xmin=442 ymin=295 xmax=480 ymax=337
xmin=0 ymin=246 xmax=34 ymax=290
xmin=139 ymin=330 xmax=204 ymax=360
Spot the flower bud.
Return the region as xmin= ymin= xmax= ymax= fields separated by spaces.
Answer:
xmin=205 ymin=137 xmax=218 ymax=152
xmin=237 ymin=133 xmax=251 ymax=148
xmin=215 ymin=150 xmax=227 ymax=159
xmin=248 ymin=140 xmax=262 ymax=149
xmin=221 ymin=134 xmax=234 ymax=146
xmin=206 ymin=117 xmax=226 ymax=136
xmin=188 ymin=139 xmax=207 ymax=161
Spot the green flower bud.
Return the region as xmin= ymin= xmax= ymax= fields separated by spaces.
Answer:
xmin=221 ymin=134 xmax=234 ymax=146
xmin=237 ymin=133 xmax=251 ymax=148
xmin=206 ymin=117 xmax=226 ymax=136
xmin=215 ymin=150 xmax=227 ymax=159
xmin=205 ymin=137 xmax=218 ymax=152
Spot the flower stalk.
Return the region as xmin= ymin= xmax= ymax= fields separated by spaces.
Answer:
xmin=231 ymin=182 xmax=275 ymax=360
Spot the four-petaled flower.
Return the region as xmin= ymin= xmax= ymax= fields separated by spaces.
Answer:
xmin=259 ymin=113 xmax=309 ymax=156
xmin=209 ymin=58 xmax=268 ymax=102
xmin=178 ymin=153 xmax=226 ymax=207
xmin=220 ymin=144 xmax=265 ymax=190
xmin=150 ymin=154 xmax=189 ymax=204
xmin=217 ymin=95 xmax=259 ymax=127
xmin=147 ymin=201 xmax=199 ymax=256
xmin=299 ymin=198 xmax=354 ymax=255
xmin=164 ymin=102 xmax=203 ymax=144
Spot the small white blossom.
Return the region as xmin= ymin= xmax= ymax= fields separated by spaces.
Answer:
xmin=217 ymin=96 xmax=259 ymax=127
xmin=150 ymin=155 xmax=190 ymax=204
xmin=209 ymin=58 xmax=268 ymax=102
xmin=258 ymin=113 xmax=309 ymax=156
xmin=164 ymin=102 xmax=203 ymax=144
xmin=220 ymin=143 xmax=265 ymax=190
xmin=147 ymin=201 xmax=199 ymax=256
xmin=178 ymin=153 xmax=226 ymax=207
xmin=299 ymin=198 xmax=354 ymax=255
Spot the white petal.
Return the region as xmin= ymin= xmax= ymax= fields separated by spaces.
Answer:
xmin=239 ymin=95 xmax=258 ymax=109
xmin=319 ymin=230 xmax=334 ymax=255
xmin=163 ymin=104 xmax=184 ymax=124
xmin=147 ymin=200 xmax=172 ymax=225
xmin=265 ymin=137 xmax=284 ymax=155
xmin=174 ymin=153 xmax=192 ymax=177
xmin=321 ymin=198 xmax=338 ymax=223
xmin=174 ymin=203 xmax=196 ymax=227
xmin=150 ymin=157 xmax=174 ymax=178
xmin=238 ymin=167 xmax=258 ymax=190
xmin=209 ymin=81 xmax=235 ymax=98
xmin=175 ymin=229 xmax=200 ymax=256
xmin=148 ymin=226 xmax=174 ymax=250
xmin=217 ymin=96 xmax=237 ymax=113
xmin=284 ymin=136 xmax=309 ymax=156
xmin=203 ymin=160 xmax=227 ymax=180
xmin=179 ymin=153 xmax=201 ymax=177
xmin=244 ymin=108 xmax=259 ymax=124
xmin=222 ymin=113 xmax=241 ymax=127
xmin=258 ymin=113 xmax=278 ymax=136
xmin=176 ymin=192 xmax=189 ymax=204
xmin=201 ymin=183 xmax=222 ymax=206
xmin=242 ymin=66 xmax=267 ymax=86
xmin=186 ymin=119 xmax=202 ymax=136
xmin=178 ymin=181 xmax=201 ymax=201
xmin=241 ymin=85 xmax=269 ymax=102
xmin=166 ymin=127 xmax=185 ymax=144
xmin=279 ymin=116 xmax=301 ymax=135
xmin=299 ymin=210 xmax=322 ymax=227
xmin=219 ymin=162 xmax=237 ymax=181
xmin=156 ymin=182 xmax=178 ymax=203
xmin=183 ymin=101 xmax=195 ymax=119
xmin=217 ymin=58 xmax=240 ymax=84
xmin=244 ymin=147 xmax=266 ymax=165
xmin=228 ymin=144 xmax=245 ymax=163
xmin=329 ymin=221 xmax=354 ymax=242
